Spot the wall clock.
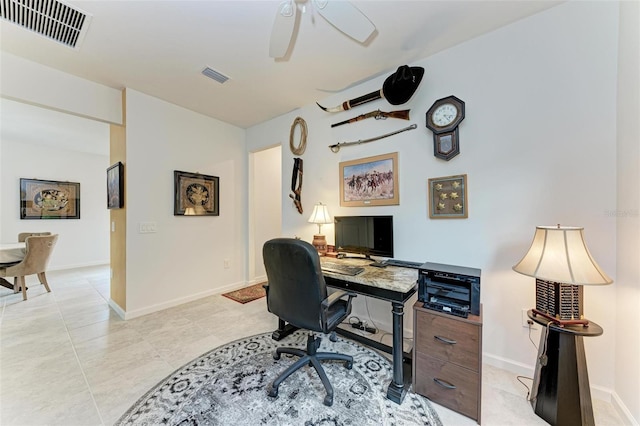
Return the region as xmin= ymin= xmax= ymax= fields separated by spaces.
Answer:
xmin=426 ymin=96 xmax=465 ymax=161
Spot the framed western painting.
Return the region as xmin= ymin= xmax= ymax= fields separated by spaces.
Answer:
xmin=339 ymin=152 xmax=399 ymax=207
xmin=174 ymin=170 xmax=219 ymax=216
xmin=20 ymin=178 xmax=80 ymax=219
xmin=107 ymin=162 xmax=124 ymax=209
xmin=428 ymin=174 xmax=468 ymax=219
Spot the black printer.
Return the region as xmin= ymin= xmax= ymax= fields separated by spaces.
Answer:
xmin=418 ymin=262 xmax=481 ymax=318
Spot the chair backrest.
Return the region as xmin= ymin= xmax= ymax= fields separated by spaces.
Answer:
xmin=18 ymin=232 xmax=52 ymax=242
xmin=263 ymin=238 xmax=328 ymax=332
xmin=6 ymin=234 xmax=59 ymax=276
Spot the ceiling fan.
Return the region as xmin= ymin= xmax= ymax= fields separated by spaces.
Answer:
xmin=269 ymin=0 xmax=376 ymax=58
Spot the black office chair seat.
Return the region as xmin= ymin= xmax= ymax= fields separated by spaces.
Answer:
xmin=263 ymin=238 xmax=356 ymax=407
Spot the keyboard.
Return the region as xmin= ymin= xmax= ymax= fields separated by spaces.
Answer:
xmin=384 ymin=259 xmax=424 ymax=269
xmin=321 ymin=262 xmax=365 ymax=276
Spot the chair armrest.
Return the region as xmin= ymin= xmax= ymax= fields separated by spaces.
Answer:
xmin=321 ymin=290 xmax=356 ymax=309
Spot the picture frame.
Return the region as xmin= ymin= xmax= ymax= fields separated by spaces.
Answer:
xmin=174 ymin=170 xmax=219 ymax=216
xmin=107 ymin=162 xmax=124 ymax=209
xmin=339 ymin=152 xmax=399 ymax=207
xmin=20 ymin=178 xmax=80 ymax=219
xmin=428 ymin=174 xmax=468 ymax=219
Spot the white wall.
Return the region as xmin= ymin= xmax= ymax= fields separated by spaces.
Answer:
xmin=0 ymin=52 xmax=122 ymax=125
xmin=124 ymin=89 xmax=247 ymax=317
xmin=0 ymin=139 xmax=110 ymax=269
xmin=615 ymin=1 xmax=640 ymax=422
xmin=247 ymin=0 xmax=620 ymax=397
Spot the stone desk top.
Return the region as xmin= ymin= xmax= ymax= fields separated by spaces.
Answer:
xmin=320 ymin=256 xmax=418 ymax=301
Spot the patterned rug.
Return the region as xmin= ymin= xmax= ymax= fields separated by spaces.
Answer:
xmin=222 ymin=282 xmax=266 ymax=304
xmin=116 ymin=330 xmax=443 ymax=425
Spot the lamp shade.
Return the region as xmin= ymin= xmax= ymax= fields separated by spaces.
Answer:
xmin=308 ymin=202 xmax=332 ymax=225
xmin=512 ymin=225 xmax=612 ymax=285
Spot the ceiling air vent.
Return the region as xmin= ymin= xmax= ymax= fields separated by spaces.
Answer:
xmin=0 ymin=0 xmax=91 ymax=49
xmin=202 ymin=67 xmax=229 ymax=84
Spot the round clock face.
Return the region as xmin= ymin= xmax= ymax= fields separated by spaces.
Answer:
xmin=432 ymin=103 xmax=458 ymax=127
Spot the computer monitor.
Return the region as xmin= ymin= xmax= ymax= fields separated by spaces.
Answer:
xmin=334 ymin=215 xmax=394 ymax=259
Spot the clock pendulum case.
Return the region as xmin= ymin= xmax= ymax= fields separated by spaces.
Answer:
xmin=425 ymin=96 xmax=465 ymax=161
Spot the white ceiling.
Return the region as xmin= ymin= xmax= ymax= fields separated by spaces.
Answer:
xmin=0 ymin=0 xmax=562 ymax=131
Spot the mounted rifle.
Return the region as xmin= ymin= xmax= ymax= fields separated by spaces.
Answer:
xmin=331 ymin=109 xmax=410 ymax=128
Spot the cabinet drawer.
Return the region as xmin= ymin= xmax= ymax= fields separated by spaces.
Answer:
xmin=414 ymin=352 xmax=479 ymax=421
xmin=415 ymin=310 xmax=480 ymax=370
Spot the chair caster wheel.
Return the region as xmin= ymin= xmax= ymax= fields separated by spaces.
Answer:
xmin=273 ymin=351 xmax=281 ymax=360
xmin=324 ymin=395 xmax=333 ymax=407
xmin=323 ymin=395 xmax=333 ymax=406
xmin=268 ymin=386 xmax=278 ymax=398
xmin=329 ymin=331 xmax=337 ymax=342
xmin=345 ymin=361 xmax=353 ymax=370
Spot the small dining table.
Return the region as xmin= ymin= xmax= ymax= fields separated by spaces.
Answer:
xmin=0 ymin=242 xmax=26 ymax=290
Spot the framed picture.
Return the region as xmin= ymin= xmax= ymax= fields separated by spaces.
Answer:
xmin=174 ymin=170 xmax=219 ymax=216
xmin=428 ymin=174 xmax=468 ymax=219
xmin=107 ymin=162 xmax=124 ymax=209
xmin=20 ymin=178 xmax=80 ymax=219
xmin=339 ymin=152 xmax=399 ymax=207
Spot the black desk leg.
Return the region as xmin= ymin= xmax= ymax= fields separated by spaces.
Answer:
xmin=386 ymin=302 xmax=408 ymax=404
xmin=271 ymin=318 xmax=298 ymax=341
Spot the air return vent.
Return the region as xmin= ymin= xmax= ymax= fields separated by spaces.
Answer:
xmin=202 ymin=67 xmax=229 ymax=84
xmin=0 ymin=0 xmax=91 ymax=49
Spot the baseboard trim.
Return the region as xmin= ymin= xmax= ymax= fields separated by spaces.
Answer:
xmin=611 ymin=391 xmax=639 ymax=426
xmin=119 ymin=279 xmax=248 ymax=320
xmin=49 ymin=261 xmax=109 ymax=271
xmin=108 ymin=298 xmax=126 ymax=320
xmin=482 ymin=352 xmax=617 ymax=405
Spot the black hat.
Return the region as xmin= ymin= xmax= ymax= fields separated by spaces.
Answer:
xmin=382 ymin=65 xmax=425 ymax=105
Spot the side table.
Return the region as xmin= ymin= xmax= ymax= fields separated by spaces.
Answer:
xmin=528 ymin=310 xmax=603 ymax=426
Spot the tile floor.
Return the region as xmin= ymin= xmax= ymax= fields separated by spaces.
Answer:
xmin=0 ymin=265 xmax=626 ymax=425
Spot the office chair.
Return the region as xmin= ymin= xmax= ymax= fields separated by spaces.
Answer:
xmin=263 ymin=238 xmax=356 ymax=406
xmin=0 ymin=234 xmax=58 ymax=300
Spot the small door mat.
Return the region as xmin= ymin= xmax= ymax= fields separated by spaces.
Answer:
xmin=222 ymin=282 xmax=267 ymax=304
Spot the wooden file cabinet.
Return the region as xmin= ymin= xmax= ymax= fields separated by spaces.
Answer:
xmin=413 ymin=302 xmax=483 ymax=423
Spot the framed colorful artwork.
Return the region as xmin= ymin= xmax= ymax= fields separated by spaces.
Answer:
xmin=20 ymin=178 xmax=80 ymax=219
xmin=339 ymin=152 xmax=399 ymax=207
xmin=174 ymin=170 xmax=219 ymax=216
xmin=107 ymin=162 xmax=124 ymax=209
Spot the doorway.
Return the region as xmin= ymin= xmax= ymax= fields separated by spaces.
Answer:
xmin=248 ymin=145 xmax=282 ymax=283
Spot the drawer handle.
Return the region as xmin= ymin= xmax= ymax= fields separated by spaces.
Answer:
xmin=433 ymin=378 xmax=457 ymax=390
xmin=434 ymin=335 xmax=457 ymax=345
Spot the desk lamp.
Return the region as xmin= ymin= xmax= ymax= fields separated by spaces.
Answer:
xmin=512 ymin=225 xmax=612 ymax=326
xmin=308 ymin=202 xmax=332 ymax=255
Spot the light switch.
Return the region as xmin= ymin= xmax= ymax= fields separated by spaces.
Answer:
xmin=111 ymin=221 xmax=116 ymax=232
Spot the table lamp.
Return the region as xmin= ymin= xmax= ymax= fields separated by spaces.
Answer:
xmin=512 ymin=225 xmax=612 ymax=326
xmin=308 ymin=202 xmax=332 ymax=255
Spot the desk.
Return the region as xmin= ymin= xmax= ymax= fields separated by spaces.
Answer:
xmin=528 ymin=310 xmax=603 ymax=426
xmin=271 ymin=257 xmax=418 ymax=404
xmin=0 ymin=243 xmax=26 ymax=290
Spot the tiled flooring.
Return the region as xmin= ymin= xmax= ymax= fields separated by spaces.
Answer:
xmin=0 ymin=265 xmax=625 ymax=425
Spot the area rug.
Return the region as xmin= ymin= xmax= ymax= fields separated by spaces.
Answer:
xmin=221 ymin=282 xmax=267 ymax=304
xmin=116 ymin=330 xmax=443 ymax=425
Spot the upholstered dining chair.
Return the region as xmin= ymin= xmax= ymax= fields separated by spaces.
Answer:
xmin=18 ymin=232 xmax=52 ymax=242
xmin=262 ymin=237 xmax=356 ymax=406
xmin=0 ymin=234 xmax=58 ymax=300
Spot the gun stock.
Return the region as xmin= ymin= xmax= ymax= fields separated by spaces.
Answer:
xmin=331 ymin=109 xmax=411 ymax=128
xmin=382 ymin=109 xmax=410 ymax=120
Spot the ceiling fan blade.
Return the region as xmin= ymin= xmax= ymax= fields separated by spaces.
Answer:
xmin=313 ymin=0 xmax=375 ymax=43
xmin=269 ymin=0 xmax=298 ymax=58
